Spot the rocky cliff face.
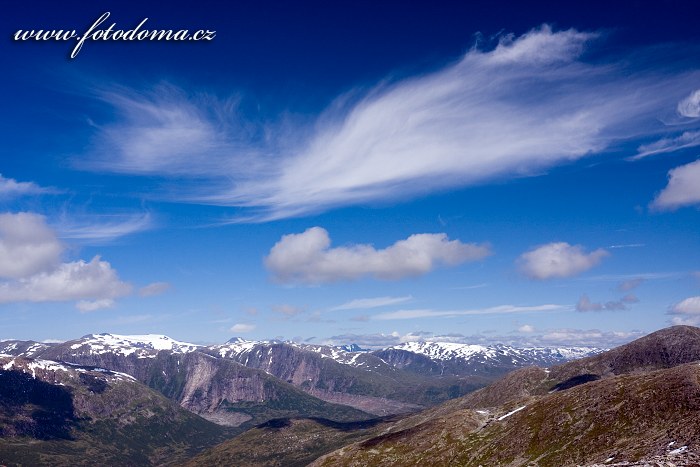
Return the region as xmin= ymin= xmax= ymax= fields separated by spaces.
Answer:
xmin=35 ymin=341 xmax=369 ymax=427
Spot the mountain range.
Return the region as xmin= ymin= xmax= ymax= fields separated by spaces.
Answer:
xmin=3 ymin=327 xmax=699 ymax=465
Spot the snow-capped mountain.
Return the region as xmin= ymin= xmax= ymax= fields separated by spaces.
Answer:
xmin=372 ymin=341 xmax=603 ymax=377
xmin=66 ymin=333 xmax=201 ymax=357
xmin=385 ymin=341 xmax=601 ymax=365
xmin=0 ymin=340 xmax=52 ymax=358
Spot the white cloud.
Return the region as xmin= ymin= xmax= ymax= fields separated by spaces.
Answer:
xmin=0 ymin=175 xmax=50 ymax=198
xmin=265 ymin=227 xmax=490 ymax=284
xmin=82 ymin=84 xmax=259 ymax=177
xmin=230 ymin=323 xmax=255 ymax=333
xmin=669 ymin=316 xmax=700 ymax=326
xmin=670 ymin=296 xmax=700 ymax=315
xmin=0 ymin=256 xmax=132 ymax=304
xmin=632 ymin=131 xmax=700 ymax=160
xmin=0 ymin=212 xmax=132 ymax=307
xmin=330 ymin=295 xmax=413 ymax=311
xmin=0 ymin=212 xmax=63 ymax=279
xmin=651 ymin=159 xmax=700 ymax=210
xmin=667 ymin=296 xmax=700 ymax=326
xmin=139 ymin=281 xmax=170 ymax=297
xmin=518 ymin=324 xmax=535 ymax=333
xmin=76 ymin=298 xmax=115 ymax=312
xmin=373 ymin=304 xmax=566 ymax=320
xmin=518 ymin=242 xmax=608 ymax=280
xmin=678 ymin=89 xmax=700 ymax=117
xmin=83 ymin=26 xmax=700 ymax=221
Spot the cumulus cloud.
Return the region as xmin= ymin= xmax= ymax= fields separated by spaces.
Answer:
xmin=330 ymin=295 xmax=413 ymax=311
xmin=265 ymin=227 xmax=490 ymax=284
xmin=230 ymin=323 xmax=256 ymax=333
xmin=373 ymin=304 xmax=566 ymax=320
xmin=0 ymin=212 xmax=132 ymax=308
xmin=668 ymin=296 xmax=700 ymax=326
xmin=0 ymin=175 xmax=50 ymax=198
xmin=670 ymin=296 xmax=700 ymax=315
xmin=518 ymin=242 xmax=608 ymax=280
xmin=518 ymin=324 xmax=535 ymax=333
xmin=651 ymin=159 xmax=700 ymax=210
xmin=0 ymin=256 xmax=132 ymax=305
xmin=0 ymin=213 xmax=64 ymax=279
xmin=678 ymin=89 xmax=700 ymax=118
xmin=139 ymin=281 xmax=170 ymax=297
xmin=82 ymin=26 xmax=700 ymax=221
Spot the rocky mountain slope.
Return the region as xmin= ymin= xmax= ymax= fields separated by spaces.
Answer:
xmin=309 ymin=325 xmax=700 ymax=467
xmin=35 ymin=337 xmax=373 ymax=428
xmin=184 ymin=416 xmax=401 ymax=467
xmin=0 ymin=355 xmax=232 ymax=466
xmin=1 ymin=333 xmax=598 ymax=425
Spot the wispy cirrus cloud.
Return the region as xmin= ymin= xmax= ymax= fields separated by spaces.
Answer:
xmin=265 ymin=227 xmax=490 ymax=284
xmin=518 ymin=242 xmax=608 ymax=280
xmin=139 ymin=281 xmax=170 ymax=297
xmin=55 ymin=212 xmax=154 ymax=243
xmin=651 ymin=159 xmax=700 ymax=210
xmin=631 ymin=131 xmax=700 ymax=160
xmin=79 ymin=25 xmax=700 ymax=221
xmin=330 ymin=295 xmax=413 ymax=311
xmin=373 ymin=304 xmax=567 ymax=320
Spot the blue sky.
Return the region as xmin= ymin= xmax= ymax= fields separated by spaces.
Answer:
xmin=1 ymin=0 xmax=700 ymax=347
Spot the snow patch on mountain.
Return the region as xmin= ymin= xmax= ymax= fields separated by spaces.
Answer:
xmin=1 ymin=355 xmax=136 ymax=382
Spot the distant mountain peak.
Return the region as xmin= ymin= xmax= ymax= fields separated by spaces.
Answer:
xmin=226 ymin=337 xmax=251 ymax=344
xmin=335 ymin=343 xmax=367 ymax=352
